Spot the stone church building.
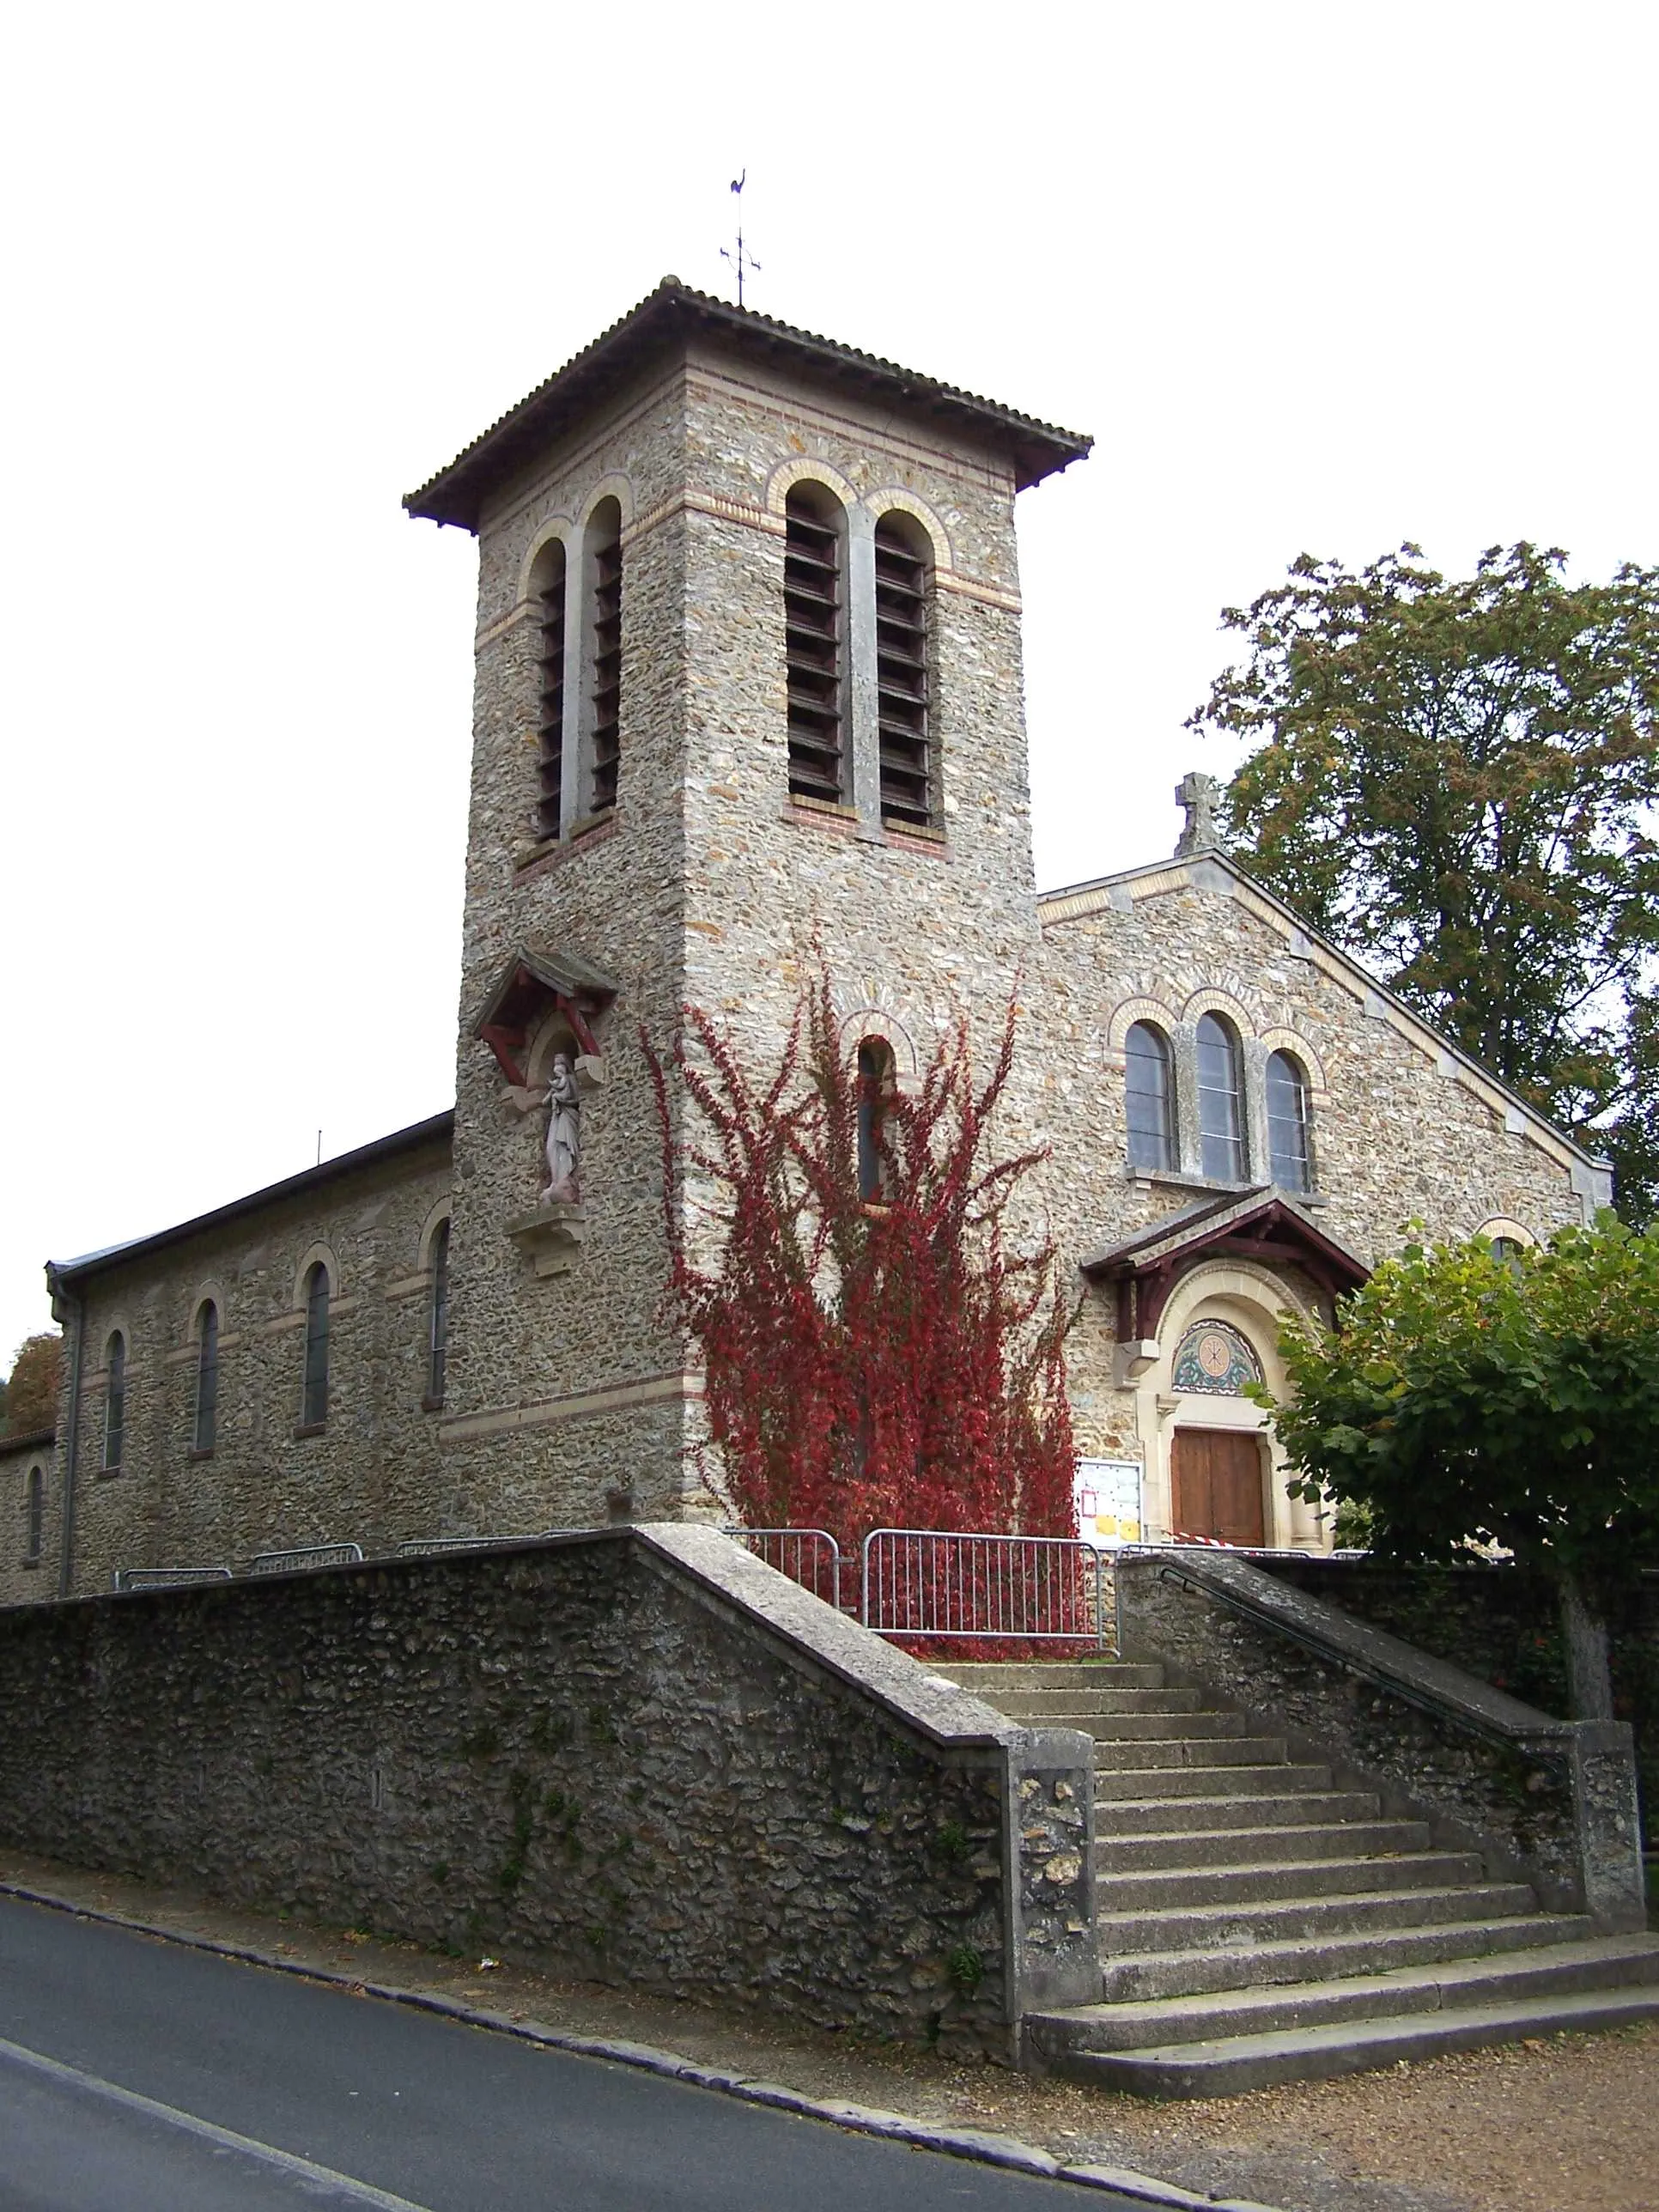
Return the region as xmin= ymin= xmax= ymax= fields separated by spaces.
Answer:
xmin=3 ymin=281 xmax=1613 ymax=1605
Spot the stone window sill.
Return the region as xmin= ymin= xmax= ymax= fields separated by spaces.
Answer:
xmin=1126 ymin=1164 xmax=1326 ymax=1206
xmin=95 ymin=1463 xmax=122 ymax=1480
xmin=514 ymin=811 xmax=619 ymax=880
xmin=293 ymin=1421 xmax=327 ymax=1441
xmin=21 ymin=1556 xmax=41 ymax=1571
xmin=421 ymin=1393 xmax=446 ymax=1414
xmin=187 ymin=1446 xmax=215 ymax=1462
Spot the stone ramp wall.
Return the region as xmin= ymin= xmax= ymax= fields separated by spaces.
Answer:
xmin=0 ymin=1524 xmax=1096 ymax=2054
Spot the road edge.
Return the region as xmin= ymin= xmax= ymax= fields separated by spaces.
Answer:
xmin=0 ymin=1878 xmax=1283 ymax=2212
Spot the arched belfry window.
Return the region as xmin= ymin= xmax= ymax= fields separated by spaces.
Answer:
xmin=784 ymin=483 xmax=847 ymax=805
xmin=193 ymin=1300 xmax=219 ymax=1454
xmin=532 ymin=539 xmax=567 ymax=842
xmin=301 ymin=1263 xmax=330 ymax=1430
xmin=1124 ymin=1022 xmax=1176 ymax=1172
xmin=1196 ymin=1013 xmax=1247 ymax=1182
xmin=103 ymin=1332 xmax=125 ymax=1471
xmin=427 ymin=1218 xmax=451 ymax=1409
xmin=585 ymin=498 xmax=623 ymax=817
xmin=1266 ymin=1050 xmax=1313 ymax=1192
xmin=25 ymin=1465 xmax=45 ymax=1563
xmin=873 ymin=513 xmax=933 ymax=829
xmin=857 ymin=1038 xmax=896 ymax=1201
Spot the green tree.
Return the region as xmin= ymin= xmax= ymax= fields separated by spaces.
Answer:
xmin=1188 ymin=544 xmax=1659 ymax=1212
xmin=1260 ymin=1217 xmax=1659 ymax=1719
xmin=3 ymin=1333 xmax=62 ymax=1438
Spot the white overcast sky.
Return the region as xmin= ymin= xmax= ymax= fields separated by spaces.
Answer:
xmin=3 ymin=2 xmax=1656 ymax=1364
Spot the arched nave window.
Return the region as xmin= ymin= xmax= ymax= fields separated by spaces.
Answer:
xmin=1124 ymin=1022 xmax=1176 ymax=1172
xmin=1195 ymin=1013 xmax=1247 ymax=1182
xmin=1266 ymin=1049 xmax=1313 ymax=1192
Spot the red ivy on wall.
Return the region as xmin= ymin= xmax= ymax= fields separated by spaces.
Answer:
xmin=645 ymin=972 xmax=1077 ymax=1552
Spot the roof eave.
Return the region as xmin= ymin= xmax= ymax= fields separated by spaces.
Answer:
xmin=404 ymin=283 xmax=1092 ymax=532
xmin=49 ymin=1111 xmax=456 ymax=1288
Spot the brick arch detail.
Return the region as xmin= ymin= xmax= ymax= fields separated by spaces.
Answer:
xmin=1106 ymin=994 xmax=1184 ymax=1062
xmin=866 ymin=489 xmax=952 ymax=573
xmin=1256 ymin=1026 xmax=1329 ymax=1097
xmin=291 ymin=1243 xmax=340 ymax=1309
xmin=515 ymin=515 xmax=577 ymax=607
xmin=764 ymin=457 xmax=858 ymax=517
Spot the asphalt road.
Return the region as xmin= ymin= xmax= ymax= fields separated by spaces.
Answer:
xmin=0 ymin=1895 xmax=1152 ymax=2211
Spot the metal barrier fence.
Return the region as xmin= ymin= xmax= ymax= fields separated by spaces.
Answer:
xmin=861 ymin=1528 xmax=1113 ymax=1648
xmin=719 ymin=1526 xmax=1116 ymax=1650
xmin=720 ymin=1526 xmax=844 ymax=1612
xmin=247 ymin=1543 xmax=365 ymax=1576
xmin=112 ymin=1565 xmax=234 ymax=1592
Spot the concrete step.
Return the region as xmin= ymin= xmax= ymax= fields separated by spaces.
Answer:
xmin=933 ymin=1662 xmax=1167 ymax=1692
xmin=1040 ymin=1982 xmax=1659 ymax=2098
xmin=1095 ymin=1820 xmax=1431 ymax=1873
xmin=1095 ymin=1759 xmax=1330 ymax=1801
xmin=1097 ymin=1880 xmax=1540 ymax=1954
xmin=1092 ymin=1734 xmax=1290 ymax=1770
xmin=990 ymin=1689 xmax=1206 ymax=1719
xmin=1037 ymin=1935 xmax=1659 ymax=2055
xmin=1081 ymin=1711 xmax=1252 ymax=1741
xmin=1097 ymin=1850 xmax=1486 ymax=1915
xmin=1099 ymin=1912 xmax=1592 ymax=2002
xmin=1099 ymin=1791 xmax=1382 ymax=1836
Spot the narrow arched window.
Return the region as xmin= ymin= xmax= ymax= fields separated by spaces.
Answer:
xmin=428 ymin=1218 xmax=451 ymax=1408
xmin=25 ymin=1465 xmax=44 ymax=1563
xmin=585 ymin=498 xmax=623 ymax=817
xmin=1196 ymin=1013 xmax=1247 ymax=1182
xmin=857 ymin=1039 xmax=896 ymax=1201
xmin=1266 ymin=1050 xmax=1313 ymax=1192
xmin=532 ymin=539 xmax=567 ymax=842
xmin=193 ymin=1300 xmax=219 ymax=1454
xmin=785 ymin=484 xmax=846 ymax=805
xmin=301 ymin=1264 xmax=330 ymax=1430
xmin=1124 ymin=1022 xmax=1176 ymax=1172
xmin=103 ymin=1332 xmax=125 ymax=1471
xmin=873 ymin=513 xmax=933 ymax=829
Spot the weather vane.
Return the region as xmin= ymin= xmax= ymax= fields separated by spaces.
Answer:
xmin=721 ymin=170 xmax=760 ymax=307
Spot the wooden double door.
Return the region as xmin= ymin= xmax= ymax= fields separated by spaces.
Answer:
xmin=1170 ymin=1427 xmax=1266 ymax=1547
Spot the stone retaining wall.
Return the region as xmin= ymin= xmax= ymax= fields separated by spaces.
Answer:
xmin=0 ymin=1524 xmax=1096 ymax=2054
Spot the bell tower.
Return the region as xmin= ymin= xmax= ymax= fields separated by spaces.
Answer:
xmin=404 ymin=278 xmax=1091 ymax=1530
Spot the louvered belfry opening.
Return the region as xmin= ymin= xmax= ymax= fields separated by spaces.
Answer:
xmin=874 ymin=513 xmax=933 ymax=827
xmin=533 ymin=542 xmax=567 ymax=841
xmin=587 ymin=498 xmax=623 ymax=814
xmin=784 ymin=483 xmax=846 ymax=804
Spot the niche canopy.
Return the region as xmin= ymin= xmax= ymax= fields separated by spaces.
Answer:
xmin=470 ymin=944 xmax=619 ymax=1086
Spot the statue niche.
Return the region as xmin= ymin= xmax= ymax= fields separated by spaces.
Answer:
xmin=467 ymin=943 xmax=617 ymax=1279
xmin=542 ymin=1049 xmax=582 ymax=1204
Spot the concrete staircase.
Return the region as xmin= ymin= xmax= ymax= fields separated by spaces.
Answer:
xmin=935 ymin=1658 xmax=1659 ymax=2095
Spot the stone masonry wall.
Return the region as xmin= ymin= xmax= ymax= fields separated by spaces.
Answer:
xmin=1117 ymin=1551 xmax=1647 ymax=1926
xmin=442 ymin=361 xmax=697 ymax=1529
xmin=0 ymin=1431 xmax=54 ymax=1609
xmin=1256 ymin=1559 xmax=1659 ymax=1850
xmin=27 ymin=1130 xmax=456 ymax=1602
xmin=0 ymin=1526 xmax=1097 ymax=2051
xmin=1032 ymin=862 xmax=1594 ymax=1537
xmin=441 ymin=343 xmax=1055 ymax=1531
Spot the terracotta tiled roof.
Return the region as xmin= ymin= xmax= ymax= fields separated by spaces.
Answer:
xmin=405 ymin=277 xmax=1092 ymax=529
